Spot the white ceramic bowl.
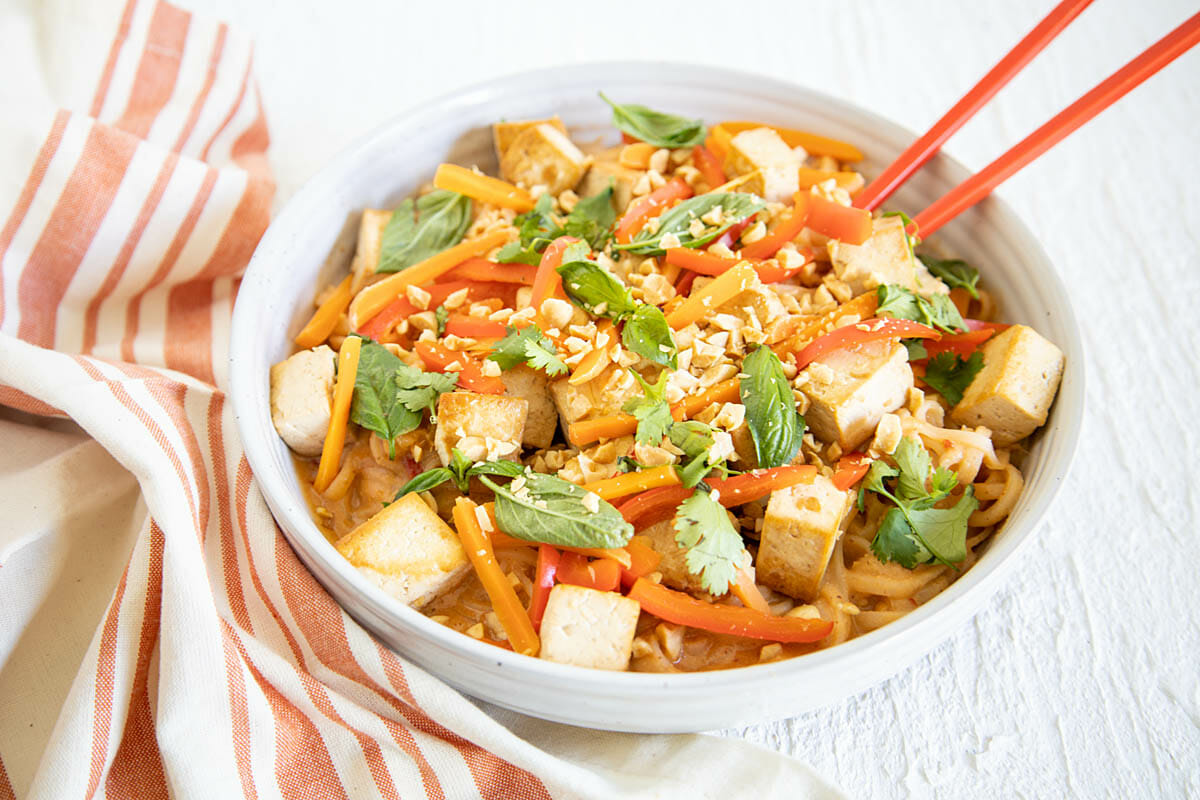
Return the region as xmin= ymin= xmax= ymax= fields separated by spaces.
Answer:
xmin=230 ymin=62 xmax=1083 ymax=733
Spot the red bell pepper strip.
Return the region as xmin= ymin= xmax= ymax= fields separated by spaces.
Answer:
xmin=921 ymin=327 xmax=997 ymax=359
xmin=440 ymin=258 xmax=538 ymax=286
xmin=555 ymin=552 xmax=621 ymax=592
xmin=964 ymin=319 xmax=1011 ymax=332
xmin=528 ymin=544 xmax=560 ymax=632
xmin=621 ymin=132 xmax=640 ymax=145
xmin=795 ymin=317 xmax=941 ymax=370
xmin=664 ymin=247 xmax=814 ymax=285
xmin=529 ymin=235 xmax=578 ymax=312
xmin=740 ymin=194 xmax=810 ymax=259
xmin=692 ymin=144 xmax=726 ymax=188
xmin=357 ymin=280 xmax=512 ymax=339
xmin=831 ymin=452 xmax=873 ymax=491
xmin=714 ymin=217 xmax=753 ymax=250
xmin=628 ymin=578 xmax=833 ymax=643
xmin=674 ymin=268 xmax=699 ymax=296
xmin=751 ymin=251 xmax=815 ymax=283
xmin=618 ymin=537 xmax=663 ymax=589
xmin=614 ymin=179 xmax=693 ymax=244
xmin=443 ymin=315 xmax=507 ymax=340
xmin=804 ymin=193 xmax=873 ymax=245
xmin=616 ymin=465 xmax=818 ymax=529
xmin=414 ymin=341 xmax=505 ymax=394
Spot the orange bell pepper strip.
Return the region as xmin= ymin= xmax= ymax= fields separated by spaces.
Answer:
xmin=443 ymin=315 xmax=507 ymax=340
xmin=718 ymin=121 xmax=864 ymax=162
xmin=692 ymin=144 xmax=726 ymax=189
xmin=414 ymin=341 xmax=505 ymax=394
xmin=567 ymin=377 xmax=741 ymax=449
xmin=795 ymin=318 xmax=941 ymax=370
xmin=831 ymin=452 xmax=873 ymax=491
xmin=433 ymin=163 xmax=533 ymax=211
xmin=740 ymin=193 xmax=810 ymax=259
xmin=664 ymin=247 xmax=814 ymax=284
xmin=313 ymin=336 xmax=362 ymax=493
xmin=796 ymin=167 xmax=864 ymax=191
xmin=452 ymin=498 xmax=539 ymax=655
xmin=615 ymin=465 xmax=818 ymax=528
xmin=556 ymin=552 xmax=621 ymax=592
xmin=803 ymin=193 xmax=873 ymax=245
xmin=582 ymin=465 xmax=681 ymax=502
xmin=705 ymin=125 xmax=732 ymax=162
xmin=528 ymin=544 xmax=559 ymax=632
xmin=614 ymin=179 xmax=693 ymax=244
xmin=529 ymin=235 xmax=578 ymax=313
xmin=665 ymin=262 xmax=757 ymax=329
xmin=618 ymin=536 xmax=663 ymax=589
xmin=781 ymin=292 xmax=879 ymax=355
xmin=628 ymin=578 xmax=833 ymax=643
xmin=440 ymin=258 xmax=538 ymax=285
xmin=295 ymin=275 xmax=352 ymax=348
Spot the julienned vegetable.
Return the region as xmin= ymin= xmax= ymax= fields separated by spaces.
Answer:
xmin=277 ymin=96 xmax=1066 ymax=675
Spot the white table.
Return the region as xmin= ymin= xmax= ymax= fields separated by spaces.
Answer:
xmin=23 ymin=0 xmax=1200 ymax=795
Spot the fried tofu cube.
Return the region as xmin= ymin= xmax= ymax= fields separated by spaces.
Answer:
xmin=492 ymin=116 xmax=568 ymax=161
xmin=800 ymin=340 xmax=913 ymax=450
xmin=827 ymin=214 xmax=946 ymax=295
xmin=433 ymin=391 xmax=528 ymax=465
xmin=350 ymin=208 xmax=392 ymax=287
xmin=539 ymin=584 xmax=641 ymax=670
xmin=729 ymin=422 xmax=759 ymax=470
xmin=576 ymin=148 xmax=642 ymax=214
xmin=723 ymin=128 xmax=801 ymax=202
xmin=950 ymin=324 xmax=1065 ymax=446
xmin=499 ymin=364 xmax=556 ymax=449
xmin=549 ymin=364 xmax=640 ymax=431
xmin=757 ymin=475 xmax=852 ymax=601
xmin=334 ymin=493 xmax=470 ymax=609
xmin=270 ymin=346 xmax=335 ymax=456
xmin=499 ymin=123 xmax=588 ymax=195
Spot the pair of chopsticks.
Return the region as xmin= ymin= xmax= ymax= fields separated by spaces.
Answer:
xmin=854 ymin=0 xmax=1200 ymax=236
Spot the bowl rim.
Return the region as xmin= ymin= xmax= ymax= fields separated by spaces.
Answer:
xmin=231 ymin=59 xmax=1085 ymax=693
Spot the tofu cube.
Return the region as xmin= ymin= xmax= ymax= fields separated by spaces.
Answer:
xmin=334 ymin=493 xmax=470 ymax=609
xmin=827 ymin=214 xmax=947 ymax=296
xmin=270 ymin=346 xmax=335 ymax=456
xmin=350 ymin=208 xmax=392 ymax=286
xmin=576 ymin=148 xmax=642 ymax=214
xmin=640 ymin=519 xmax=709 ymax=594
xmin=549 ymin=364 xmax=640 ymax=431
xmin=499 ymin=364 xmax=557 ymax=449
xmin=499 ymin=123 xmax=588 ymax=195
xmin=729 ymin=421 xmax=759 ymax=470
xmin=950 ymin=324 xmax=1065 ymax=445
xmin=492 ymin=116 xmax=568 ymax=160
xmin=433 ymin=391 xmax=528 ymax=466
xmin=539 ymin=584 xmax=641 ymax=670
xmin=723 ymin=128 xmax=801 ymax=202
xmin=801 ymin=340 xmax=913 ymax=450
xmin=757 ymin=475 xmax=852 ymax=601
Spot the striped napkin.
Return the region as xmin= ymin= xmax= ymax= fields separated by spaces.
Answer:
xmin=0 ymin=1 xmax=845 ymax=797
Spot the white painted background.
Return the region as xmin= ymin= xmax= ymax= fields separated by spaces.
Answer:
xmin=192 ymin=0 xmax=1200 ymax=795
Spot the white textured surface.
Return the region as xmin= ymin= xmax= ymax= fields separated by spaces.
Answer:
xmin=195 ymin=0 xmax=1200 ymax=795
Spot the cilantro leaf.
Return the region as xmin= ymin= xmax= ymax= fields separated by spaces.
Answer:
xmin=622 ymin=371 xmax=674 ymax=445
xmin=377 ymin=191 xmax=472 ymax=274
xmin=905 ymin=489 xmax=978 ymax=564
xmin=496 ymin=194 xmax=562 ymax=264
xmin=487 ymin=324 xmax=566 ymax=376
xmin=923 ymin=350 xmax=984 ymax=406
xmin=870 ymin=507 xmax=929 ymax=569
xmin=893 ymin=436 xmax=933 ymax=502
xmin=673 ymin=488 xmax=744 ymax=595
xmin=668 ymin=420 xmax=733 ymax=488
xmin=621 ymin=303 xmax=677 ymax=368
xmin=393 ymin=363 xmax=458 ymax=418
xmin=600 ymin=92 xmax=707 ymax=149
xmin=564 ymin=185 xmax=617 ymax=250
xmin=495 ymin=240 xmax=543 ymax=266
xmin=874 ymin=284 xmax=966 ymax=333
xmin=921 ymin=256 xmax=980 ymax=299
xmin=858 ymin=458 xmax=899 ymax=510
xmin=434 ymin=305 xmax=448 ymax=336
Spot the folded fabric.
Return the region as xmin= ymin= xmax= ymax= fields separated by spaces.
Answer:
xmin=0 ymin=0 xmax=845 ymax=797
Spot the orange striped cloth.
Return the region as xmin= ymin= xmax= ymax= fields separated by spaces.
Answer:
xmin=0 ymin=2 xmax=844 ymax=798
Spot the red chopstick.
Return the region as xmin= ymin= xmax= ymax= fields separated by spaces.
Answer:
xmin=914 ymin=10 xmax=1200 ymax=236
xmin=854 ymin=0 xmax=1096 ymax=212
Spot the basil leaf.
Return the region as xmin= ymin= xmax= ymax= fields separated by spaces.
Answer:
xmin=614 ymin=193 xmax=765 ymax=255
xmin=921 ymin=256 xmax=980 ymax=299
xmin=621 ymin=303 xmax=677 ymax=368
xmin=349 ymin=339 xmax=422 ymax=458
xmin=480 ymin=473 xmax=633 ymax=549
xmin=393 ymin=468 xmax=454 ymax=501
xmin=557 ymin=259 xmax=637 ymax=318
xmin=564 ymin=185 xmax=616 ymax=250
xmin=469 ymin=460 xmax=525 ymax=479
xmin=739 ymin=346 xmax=803 ymax=469
xmin=667 ymin=420 xmax=725 ymax=488
xmin=446 ymin=448 xmax=474 ymax=491
xmin=674 ymin=488 xmax=744 ymax=595
xmin=495 ymin=240 xmax=543 ymax=266
xmin=377 ymin=190 xmax=471 ymax=274
xmin=599 ymin=92 xmax=707 ymax=148
xmin=923 ymin=350 xmax=984 ymax=406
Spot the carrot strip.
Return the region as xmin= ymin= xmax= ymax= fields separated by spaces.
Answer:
xmin=452 ymin=498 xmax=540 ymax=655
xmin=313 ymin=336 xmax=361 ymax=493
xmin=348 ymin=230 xmax=510 ymax=328
xmin=434 ymin=163 xmax=533 ymax=211
xmin=665 ymin=262 xmax=757 ymax=329
xmin=731 ymin=567 xmax=772 ymax=614
xmin=719 ymin=121 xmax=864 ymax=162
xmin=295 ymin=275 xmax=353 ymax=349
xmin=676 ymin=377 xmax=741 ymax=419
xmin=629 ymin=578 xmax=833 ymax=643
xmin=583 ymin=465 xmax=681 ymax=501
